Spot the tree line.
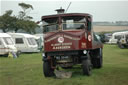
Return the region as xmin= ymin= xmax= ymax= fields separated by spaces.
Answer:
xmin=0 ymin=3 xmax=39 ymax=34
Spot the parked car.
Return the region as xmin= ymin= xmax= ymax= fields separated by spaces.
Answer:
xmin=117 ymin=34 xmax=128 ymax=48
xmin=108 ymin=31 xmax=128 ymax=44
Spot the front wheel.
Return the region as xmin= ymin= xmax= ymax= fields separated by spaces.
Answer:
xmin=92 ymin=48 xmax=103 ymax=68
xmin=96 ymin=55 xmax=102 ymax=68
xmin=43 ymin=61 xmax=54 ymax=77
xmin=82 ymin=59 xmax=92 ymax=76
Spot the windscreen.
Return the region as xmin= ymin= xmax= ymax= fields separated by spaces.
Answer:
xmin=62 ymin=16 xmax=86 ymax=30
xmin=27 ymin=38 xmax=37 ymax=45
xmin=3 ymin=37 xmax=14 ymax=45
xmin=43 ymin=17 xmax=59 ymax=33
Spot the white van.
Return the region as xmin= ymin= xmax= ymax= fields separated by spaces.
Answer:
xmin=108 ymin=31 xmax=128 ymax=44
xmin=0 ymin=33 xmax=17 ymax=56
xmin=8 ymin=33 xmax=40 ymax=53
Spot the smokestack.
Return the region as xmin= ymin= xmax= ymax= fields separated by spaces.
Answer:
xmin=55 ymin=7 xmax=65 ymax=14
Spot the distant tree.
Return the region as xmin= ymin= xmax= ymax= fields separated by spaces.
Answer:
xmin=0 ymin=10 xmax=17 ymax=32
xmin=16 ymin=20 xmax=38 ymax=34
xmin=0 ymin=3 xmax=38 ymax=33
xmin=12 ymin=19 xmax=38 ymax=33
xmin=25 ymin=20 xmax=38 ymax=34
xmin=16 ymin=2 xmax=38 ymax=33
xmin=18 ymin=2 xmax=33 ymax=20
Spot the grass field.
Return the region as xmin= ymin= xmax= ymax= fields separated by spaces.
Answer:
xmin=0 ymin=44 xmax=128 ymax=85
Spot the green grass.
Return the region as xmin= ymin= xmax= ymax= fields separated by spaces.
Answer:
xmin=0 ymin=45 xmax=128 ymax=85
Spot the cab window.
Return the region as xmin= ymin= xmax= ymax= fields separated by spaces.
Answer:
xmin=62 ymin=16 xmax=86 ymax=30
xmin=87 ymin=17 xmax=92 ymax=31
xmin=43 ymin=17 xmax=59 ymax=33
xmin=93 ymin=33 xmax=98 ymax=41
xmin=93 ymin=33 xmax=101 ymax=42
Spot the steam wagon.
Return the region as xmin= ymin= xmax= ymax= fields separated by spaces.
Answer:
xmin=42 ymin=9 xmax=103 ymax=77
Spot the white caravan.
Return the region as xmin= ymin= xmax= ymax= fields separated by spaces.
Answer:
xmin=8 ymin=33 xmax=40 ymax=53
xmin=34 ymin=34 xmax=44 ymax=46
xmin=108 ymin=31 xmax=128 ymax=44
xmin=0 ymin=33 xmax=17 ymax=56
xmin=34 ymin=34 xmax=44 ymax=51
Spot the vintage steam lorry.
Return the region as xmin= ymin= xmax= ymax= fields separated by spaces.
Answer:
xmin=42 ymin=9 xmax=103 ymax=77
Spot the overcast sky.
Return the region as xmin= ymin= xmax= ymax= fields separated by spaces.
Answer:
xmin=1 ymin=0 xmax=128 ymax=22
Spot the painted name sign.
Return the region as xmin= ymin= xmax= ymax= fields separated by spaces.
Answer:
xmin=51 ymin=42 xmax=72 ymax=50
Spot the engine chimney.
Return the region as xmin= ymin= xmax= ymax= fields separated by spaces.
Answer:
xmin=55 ymin=7 xmax=65 ymax=14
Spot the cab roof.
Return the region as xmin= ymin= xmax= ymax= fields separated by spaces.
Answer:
xmin=42 ymin=13 xmax=92 ymax=20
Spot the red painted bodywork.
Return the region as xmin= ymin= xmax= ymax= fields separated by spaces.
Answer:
xmin=44 ymin=30 xmax=92 ymax=52
xmin=42 ymin=13 xmax=102 ymax=52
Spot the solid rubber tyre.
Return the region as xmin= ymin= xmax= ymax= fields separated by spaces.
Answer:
xmin=82 ymin=59 xmax=92 ymax=76
xmin=96 ymin=55 xmax=102 ymax=68
xmin=92 ymin=48 xmax=103 ymax=68
xmin=43 ymin=61 xmax=54 ymax=77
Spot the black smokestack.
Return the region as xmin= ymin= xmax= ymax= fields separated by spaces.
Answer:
xmin=55 ymin=7 xmax=65 ymax=14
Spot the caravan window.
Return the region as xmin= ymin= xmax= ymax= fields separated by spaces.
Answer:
xmin=15 ymin=38 xmax=24 ymax=44
xmin=27 ymin=38 xmax=37 ymax=45
xmin=3 ymin=37 xmax=14 ymax=45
